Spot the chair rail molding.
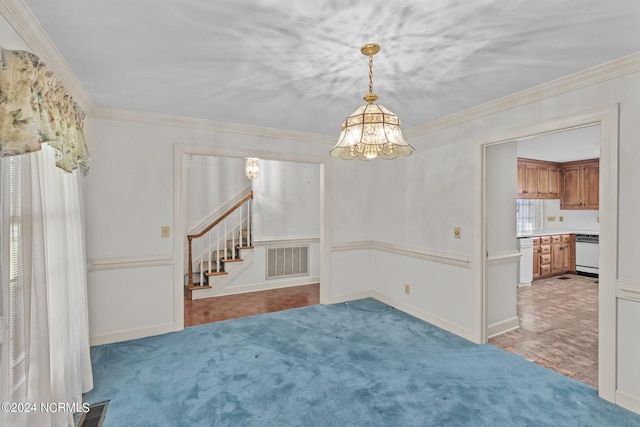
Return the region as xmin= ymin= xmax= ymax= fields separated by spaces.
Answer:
xmin=331 ymin=240 xmax=470 ymax=269
xmin=88 ymin=254 xmax=173 ymax=272
xmin=617 ymin=279 xmax=640 ymax=303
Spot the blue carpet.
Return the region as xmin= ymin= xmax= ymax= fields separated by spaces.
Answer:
xmin=84 ymin=298 xmax=640 ymax=426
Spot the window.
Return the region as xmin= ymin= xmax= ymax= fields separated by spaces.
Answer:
xmin=516 ymin=199 xmax=543 ymax=234
xmin=1 ymin=155 xmax=27 ymax=415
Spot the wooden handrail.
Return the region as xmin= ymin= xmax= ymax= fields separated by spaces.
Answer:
xmin=187 ymin=192 xmax=253 ymax=241
xmin=187 ymin=191 xmax=253 ymax=289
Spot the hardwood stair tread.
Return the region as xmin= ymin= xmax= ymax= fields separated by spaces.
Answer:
xmin=205 ymin=271 xmax=228 ymax=277
xmin=221 ymin=258 xmax=244 ymax=263
xmin=188 ymin=284 xmax=212 ymax=291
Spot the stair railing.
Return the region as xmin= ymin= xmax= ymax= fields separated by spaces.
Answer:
xmin=187 ymin=191 xmax=253 ymax=287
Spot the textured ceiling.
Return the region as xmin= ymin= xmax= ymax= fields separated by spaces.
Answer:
xmin=22 ymin=0 xmax=640 ymax=136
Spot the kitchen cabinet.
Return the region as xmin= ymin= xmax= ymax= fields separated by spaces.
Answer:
xmin=517 ymin=158 xmax=562 ymax=199
xmin=539 ymin=236 xmax=552 ymax=277
xmin=532 ymin=233 xmax=575 ymax=280
xmin=551 ymin=235 xmax=571 ymax=274
xmin=560 ymin=159 xmax=599 ymax=210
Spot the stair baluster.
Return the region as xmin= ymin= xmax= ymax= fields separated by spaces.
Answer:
xmin=186 ymin=191 xmax=253 ymax=294
xmin=217 ymin=227 xmax=220 ymax=273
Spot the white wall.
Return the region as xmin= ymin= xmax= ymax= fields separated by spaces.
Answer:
xmin=375 ymin=70 xmax=640 ymax=411
xmin=486 ymin=142 xmax=519 ymax=335
xmin=187 ymin=155 xmax=248 ymax=231
xmin=252 ymin=159 xmax=320 ymax=239
xmin=84 ymin=116 xmax=332 ymax=344
xmin=543 ymin=199 xmax=600 ymax=232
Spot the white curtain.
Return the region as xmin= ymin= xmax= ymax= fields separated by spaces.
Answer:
xmin=1 ymin=145 xmax=93 ymax=427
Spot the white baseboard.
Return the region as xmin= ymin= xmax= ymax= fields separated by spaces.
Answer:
xmin=90 ymin=322 xmax=176 ymax=346
xmin=487 ymin=316 xmax=520 ymax=338
xmin=326 ymin=291 xmax=473 ymax=341
xmin=370 ymin=291 xmax=474 ymax=342
xmin=327 ymin=291 xmax=375 ymax=305
xmin=213 ymin=276 xmax=320 ymax=297
xmin=616 ymin=390 xmax=640 ymax=415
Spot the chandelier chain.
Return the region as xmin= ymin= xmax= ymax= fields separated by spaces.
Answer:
xmin=368 ymin=54 xmax=374 ymax=94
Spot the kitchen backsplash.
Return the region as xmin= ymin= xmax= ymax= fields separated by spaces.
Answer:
xmin=542 ymin=199 xmax=599 ymax=231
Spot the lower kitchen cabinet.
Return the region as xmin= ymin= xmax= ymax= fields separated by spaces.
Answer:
xmin=532 ymin=233 xmax=575 ymax=280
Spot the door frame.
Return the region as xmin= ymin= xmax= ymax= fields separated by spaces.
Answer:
xmin=475 ymin=104 xmax=619 ymax=402
xmin=172 ymin=143 xmax=332 ymax=331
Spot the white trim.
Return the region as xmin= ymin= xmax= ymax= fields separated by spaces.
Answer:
xmin=616 ymin=390 xmax=640 ymax=415
xmin=477 ymin=104 xmax=620 ymax=404
xmin=331 ymin=240 xmax=470 ymax=268
xmin=331 ymin=241 xmax=373 ymax=252
xmin=370 ymin=291 xmax=474 ymax=341
xmin=405 ymin=53 xmax=640 ymax=139
xmin=487 ymin=250 xmax=522 ymax=266
xmin=173 ymin=143 xmax=332 ymax=330
xmin=0 ymin=0 xmax=95 ymax=112
xmin=327 ymin=291 xmax=374 ymax=305
xmin=617 ymin=279 xmax=640 ymax=303
xmin=211 ymin=276 xmax=320 ymax=297
xmin=487 ymin=316 xmax=520 ymax=338
xmin=92 ymin=105 xmax=334 ymax=145
xmin=90 ymin=322 xmax=175 ymax=346
xmin=87 ymin=254 xmax=173 ymax=272
xmin=254 ymin=235 xmax=321 ymax=246
xmin=325 ymin=290 xmax=473 ymax=341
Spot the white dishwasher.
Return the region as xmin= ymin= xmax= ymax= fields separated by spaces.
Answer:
xmin=517 ymin=238 xmax=534 ymax=286
xmin=575 ymin=234 xmax=599 ymax=277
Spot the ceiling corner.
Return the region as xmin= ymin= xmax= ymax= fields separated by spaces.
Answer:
xmin=0 ymin=0 xmax=95 ymax=112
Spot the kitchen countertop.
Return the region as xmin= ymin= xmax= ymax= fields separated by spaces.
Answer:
xmin=517 ymin=229 xmax=599 ymax=238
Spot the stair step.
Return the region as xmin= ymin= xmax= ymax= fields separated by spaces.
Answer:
xmin=205 ymin=271 xmax=228 ymax=277
xmin=211 ymin=249 xmax=232 ymax=259
xmin=221 ymin=258 xmax=243 ymax=263
xmin=188 ymin=284 xmax=212 ymax=291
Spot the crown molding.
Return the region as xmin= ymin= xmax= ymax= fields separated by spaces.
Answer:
xmin=404 ymin=52 xmax=640 ymax=139
xmin=0 ymin=0 xmax=95 ymax=112
xmin=91 ymin=105 xmax=335 ymax=145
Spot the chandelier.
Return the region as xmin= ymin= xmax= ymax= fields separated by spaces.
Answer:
xmin=245 ymin=158 xmax=260 ymax=179
xmin=330 ymin=43 xmax=414 ymax=160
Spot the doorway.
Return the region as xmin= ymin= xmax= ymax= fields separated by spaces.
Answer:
xmin=172 ymin=143 xmax=332 ymax=333
xmin=182 ymin=155 xmax=323 ymax=326
xmin=479 ymin=105 xmax=619 ymax=402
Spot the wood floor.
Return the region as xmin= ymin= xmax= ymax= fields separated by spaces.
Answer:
xmin=186 ymin=276 xmax=598 ymax=389
xmin=490 ymin=274 xmax=599 ymax=388
xmin=184 ymin=284 xmax=320 ymax=327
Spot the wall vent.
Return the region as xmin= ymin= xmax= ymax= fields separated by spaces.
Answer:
xmin=266 ymin=245 xmax=309 ymax=279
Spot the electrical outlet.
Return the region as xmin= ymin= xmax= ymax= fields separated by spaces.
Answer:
xmin=453 ymin=227 xmax=461 ymax=239
xmin=404 ymin=284 xmax=411 ymax=295
xmin=547 ymin=216 xmax=556 ymax=222
xmin=161 ymin=226 xmax=170 ymax=238
xmin=559 ymin=216 xmax=564 ymax=222
xmin=597 ymin=216 xmax=600 ymax=223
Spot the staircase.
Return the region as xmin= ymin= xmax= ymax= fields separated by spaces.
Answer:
xmin=186 ymin=192 xmax=254 ymax=300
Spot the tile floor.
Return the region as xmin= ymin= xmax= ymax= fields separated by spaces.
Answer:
xmin=184 ymin=283 xmax=320 ymax=327
xmin=186 ymin=276 xmax=598 ymax=388
xmin=489 ymin=274 xmax=599 ymax=388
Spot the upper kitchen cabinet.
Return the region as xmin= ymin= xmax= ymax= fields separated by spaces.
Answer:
xmin=517 ymin=158 xmax=561 ymax=199
xmin=560 ymin=159 xmax=599 ymax=210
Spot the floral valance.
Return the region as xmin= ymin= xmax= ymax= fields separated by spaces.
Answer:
xmin=0 ymin=49 xmax=89 ymax=174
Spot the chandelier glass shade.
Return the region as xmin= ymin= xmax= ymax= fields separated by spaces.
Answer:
xmin=330 ymin=43 xmax=414 ymax=160
xmin=245 ymin=157 xmax=260 ymax=179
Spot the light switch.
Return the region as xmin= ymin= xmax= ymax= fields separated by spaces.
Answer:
xmin=161 ymin=226 xmax=170 ymax=238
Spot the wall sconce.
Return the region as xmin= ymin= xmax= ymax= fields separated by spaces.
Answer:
xmin=245 ymin=158 xmax=260 ymax=179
